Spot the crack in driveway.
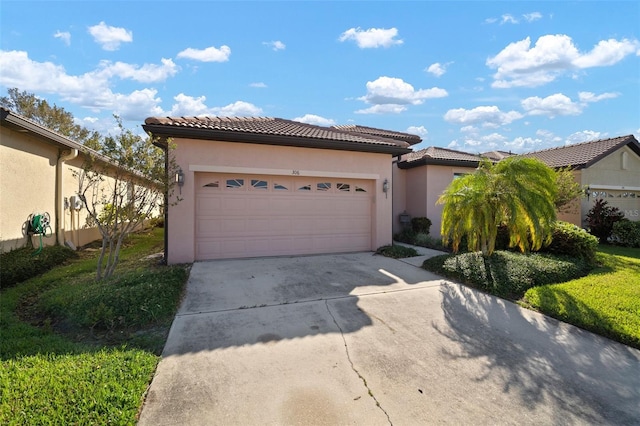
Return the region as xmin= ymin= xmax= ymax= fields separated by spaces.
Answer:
xmin=325 ymin=299 xmax=393 ymax=426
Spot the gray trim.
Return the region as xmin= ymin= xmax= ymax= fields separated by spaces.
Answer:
xmin=142 ymin=124 xmax=411 ymax=156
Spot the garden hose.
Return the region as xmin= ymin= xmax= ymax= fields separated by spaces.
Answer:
xmin=30 ymin=212 xmax=52 ymax=255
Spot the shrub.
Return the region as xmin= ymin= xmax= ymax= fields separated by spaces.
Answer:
xmin=411 ymin=217 xmax=432 ymax=234
xmin=394 ymin=228 xmax=416 ymax=244
xmin=0 ymin=245 xmax=78 ymax=288
xmin=375 ymin=244 xmax=418 ymax=259
xmin=585 ymin=199 xmax=624 ymax=243
xmin=422 ymin=250 xmax=592 ymax=298
xmin=611 ymin=219 xmax=640 ymax=247
xmin=541 ymin=221 xmax=599 ymax=262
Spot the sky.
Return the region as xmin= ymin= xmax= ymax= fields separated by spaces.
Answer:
xmin=1 ymin=1 xmax=639 ymax=153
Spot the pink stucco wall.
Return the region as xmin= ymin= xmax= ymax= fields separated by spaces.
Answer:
xmin=167 ymin=138 xmax=394 ymax=264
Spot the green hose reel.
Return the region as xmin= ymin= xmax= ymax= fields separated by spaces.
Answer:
xmin=29 ymin=212 xmax=52 ymax=255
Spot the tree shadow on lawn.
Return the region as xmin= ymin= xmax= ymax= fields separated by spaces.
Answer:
xmin=434 ymin=282 xmax=640 ymax=425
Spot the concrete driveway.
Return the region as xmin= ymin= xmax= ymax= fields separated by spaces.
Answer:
xmin=138 ymin=252 xmax=640 ymax=425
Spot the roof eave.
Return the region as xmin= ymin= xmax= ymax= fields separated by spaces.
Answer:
xmin=142 ymin=124 xmax=412 ymax=156
xmin=397 ymin=158 xmax=481 ymax=169
xmin=583 ymin=136 xmax=640 ymax=169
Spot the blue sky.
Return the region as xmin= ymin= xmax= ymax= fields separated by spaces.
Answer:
xmin=1 ymin=1 xmax=638 ymax=152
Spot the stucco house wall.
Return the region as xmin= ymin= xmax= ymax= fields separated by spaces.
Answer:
xmin=167 ymin=137 xmax=394 ymax=264
xmin=581 ymin=145 xmax=640 ymax=222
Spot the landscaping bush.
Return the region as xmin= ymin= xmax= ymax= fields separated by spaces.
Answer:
xmin=611 ymin=219 xmax=640 ymax=247
xmin=411 ymin=217 xmax=432 ymax=234
xmin=393 ymin=228 xmax=416 ymax=244
xmin=540 ymin=221 xmax=599 ymax=261
xmin=375 ymin=244 xmax=418 ymax=259
xmin=585 ymin=199 xmax=625 ymax=243
xmin=422 ymin=250 xmax=592 ymax=298
xmin=37 ymin=266 xmax=188 ymax=331
xmin=1 ymin=245 xmax=78 ymax=288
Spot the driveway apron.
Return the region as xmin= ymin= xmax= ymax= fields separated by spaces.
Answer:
xmin=138 ymin=252 xmax=640 ymax=425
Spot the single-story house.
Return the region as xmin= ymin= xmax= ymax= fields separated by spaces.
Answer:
xmin=394 ymin=134 xmax=640 ymax=239
xmin=143 ymin=116 xmax=418 ymax=264
xmin=523 ymin=134 xmax=640 ymax=225
xmin=0 ymin=107 xmax=155 ymax=253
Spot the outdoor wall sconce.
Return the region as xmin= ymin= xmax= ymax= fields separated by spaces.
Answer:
xmin=382 ymin=178 xmax=389 ymax=198
xmin=176 ymin=168 xmax=185 ymax=194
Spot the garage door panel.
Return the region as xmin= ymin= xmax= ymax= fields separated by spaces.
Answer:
xmin=195 ymin=173 xmax=373 ymax=260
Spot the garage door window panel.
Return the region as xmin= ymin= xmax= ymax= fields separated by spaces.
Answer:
xmin=226 ymin=178 xmax=245 ymax=189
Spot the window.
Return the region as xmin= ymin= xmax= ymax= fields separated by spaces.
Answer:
xmin=251 ymin=179 xmax=268 ymax=190
xmin=317 ymin=182 xmax=331 ymax=191
xmin=453 ymin=172 xmax=467 ymax=179
xmin=297 ymin=184 xmax=311 ymax=191
xmin=337 ymin=183 xmax=350 ymax=192
xmin=226 ymin=178 xmax=244 ymax=189
xmin=355 ymin=186 xmax=367 ymax=193
xmin=203 ymin=181 xmax=220 ymax=188
xmin=274 ymin=182 xmax=288 ymax=191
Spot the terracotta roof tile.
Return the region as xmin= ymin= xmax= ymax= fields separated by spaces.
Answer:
xmin=403 ymin=146 xmax=483 ymax=164
xmin=144 ymin=116 xmax=412 ymax=149
xmin=331 ymin=124 xmax=422 ymax=145
xmin=522 ymin=135 xmax=639 ymax=168
xmin=481 ymin=150 xmax=516 ymax=161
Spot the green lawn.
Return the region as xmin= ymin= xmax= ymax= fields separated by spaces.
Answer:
xmin=524 ymin=245 xmax=640 ymax=349
xmin=0 ymin=228 xmax=189 ymax=425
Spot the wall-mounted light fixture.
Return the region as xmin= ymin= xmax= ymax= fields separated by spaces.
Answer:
xmin=176 ymin=168 xmax=185 ymax=194
xmin=382 ymin=178 xmax=389 ymax=198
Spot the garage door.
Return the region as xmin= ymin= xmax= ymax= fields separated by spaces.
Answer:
xmin=195 ymin=173 xmax=373 ymax=260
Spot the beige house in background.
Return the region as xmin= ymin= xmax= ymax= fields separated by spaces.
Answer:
xmin=143 ymin=117 xmax=417 ymax=264
xmin=0 ymin=107 xmax=154 ymax=253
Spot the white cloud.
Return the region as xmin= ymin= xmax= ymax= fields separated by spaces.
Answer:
xmin=168 ymin=93 xmax=262 ymax=117
xmin=487 ymin=35 xmax=640 ymax=88
xmin=0 ymin=50 xmax=168 ymax=120
xmin=358 ymin=76 xmax=448 ymax=109
xmin=94 ymin=58 xmax=179 ymax=83
xmin=523 ymin=12 xmax=543 ymax=22
xmin=565 ymin=130 xmax=603 ymax=145
xmin=250 ymin=82 xmax=267 ymax=88
xmin=292 ymin=114 xmax=336 ymax=126
xmin=426 ymin=62 xmax=450 ymax=77
xmin=339 ymin=27 xmax=403 ymax=48
xmin=88 ymin=21 xmax=132 ymax=51
xmin=521 ymin=93 xmax=582 ymax=117
xmin=460 ymin=125 xmax=477 ymax=133
xmin=355 ymin=104 xmax=407 ymax=115
xmin=578 ymin=91 xmax=619 ymax=103
xmin=501 ymin=14 xmax=518 ymax=24
xmin=484 ymin=18 xmax=498 ymax=24
xmin=54 ymin=31 xmax=71 ymax=46
xmin=263 ymin=41 xmax=285 ymax=51
xmin=505 ymin=136 xmax=543 ymax=152
xmin=177 ymin=45 xmax=231 ymax=62
xmin=444 ymin=105 xmax=523 ymax=127
xmin=406 ymin=125 xmax=428 ymax=138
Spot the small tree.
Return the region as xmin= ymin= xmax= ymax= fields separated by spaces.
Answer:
xmin=437 ymin=157 xmax=557 ymax=256
xmin=76 ymin=117 xmax=177 ymax=280
xmin=554 ymin=167 xmax=585 ymax=214
xmin=585 ymin=199 xmax=624 ymax=243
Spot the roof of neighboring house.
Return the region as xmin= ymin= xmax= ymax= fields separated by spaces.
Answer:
xmin=522 ymin=135 xmax=640 ymax=169
xmin=143 ymin=116 xmax=413 ymax=155
xmin=397 ymin=146 xmax=484 ymax=169
xmin=331 ymin=124 xmax=422 ymax=145
xmin=481 ymin=150 xmax=516 ymax=161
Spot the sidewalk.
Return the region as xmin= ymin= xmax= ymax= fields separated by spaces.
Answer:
xmin=392 ymin=240 xmax=448 ymax=267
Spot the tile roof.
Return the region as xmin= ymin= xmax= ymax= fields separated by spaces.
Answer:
xmin=399 ymin=146 xmax=483 ymax=168
xmin=481 ymin=150 xmax=516 ymax=161
xmin=522 ymin=135 xmax=640 ymax=169
xmin=144 ymin=116 xmax=413 ymax=154
xmin=331 ymin=124 xmax=422 ymax=145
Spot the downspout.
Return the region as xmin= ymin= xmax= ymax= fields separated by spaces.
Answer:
xmin=56 ymin=149 xmax=78 ymax=246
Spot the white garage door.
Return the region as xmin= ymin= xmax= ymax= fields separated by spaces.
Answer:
xmin=195 ymin=173 xmax=373 ymax=260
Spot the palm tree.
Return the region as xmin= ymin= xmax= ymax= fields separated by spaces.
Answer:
xmin=437 ymin=157 xmax=557 ymax=256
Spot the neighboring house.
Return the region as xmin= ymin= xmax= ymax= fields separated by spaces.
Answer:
xmin=393 ymin=146 xmax=484 ymax=236
xmin=142 ymin=116 xmax=418 ymax=264
xmin=0 ymin=107 xmax=151 ymax=253
xmin=394 ymin=134 xmax=640 ymax=240
xmin=524 ymin=135 xmax=640 ymax=226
